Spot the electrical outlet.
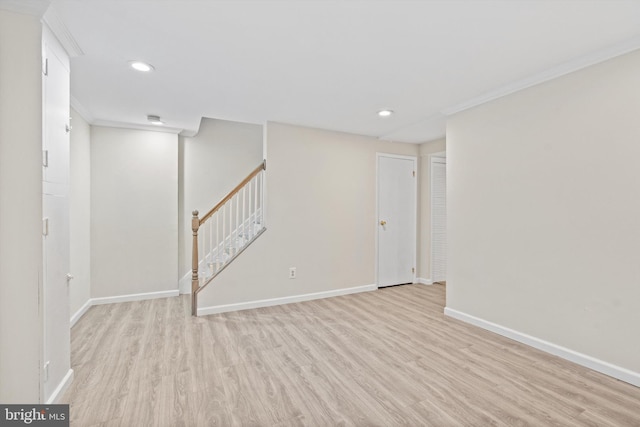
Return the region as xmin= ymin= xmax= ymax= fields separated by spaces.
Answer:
xmin=289 ymin=267 xmax=296 ymax=279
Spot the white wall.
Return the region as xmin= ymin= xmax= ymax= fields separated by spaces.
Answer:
xmin=179 ymin=118 xmax=263 ymax=285
xmin=91 ymin=126 xmax=178 ymax=298
xmin=69 ymin=108 xmax=91 ymax=318
xmin=0 ymin=10 xmax=43 ymax=402
xmin=197 ymin=122 xmax=418 ymax=309
xmin=417 ymin=138 xmax=446 ymax=282
xmin=447 ymin=49 xmax=640 ymax=380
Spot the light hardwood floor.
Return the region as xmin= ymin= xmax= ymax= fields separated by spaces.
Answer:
xmin=63 ymin=284 xmax=640 ymax=426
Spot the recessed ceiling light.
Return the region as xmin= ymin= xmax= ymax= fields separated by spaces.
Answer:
xmin=147 ymin=115 xmax=164 ymax=125
xmin=378 ymin=109 xmax=394 ymax=117
xmin=130 ymin=61 xmax=154 ymax=72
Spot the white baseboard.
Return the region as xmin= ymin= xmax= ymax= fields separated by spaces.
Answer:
xmin=46 ymin=369 xmax=74 ymax=404
xmin=444 ymin=307 xmax=640 ymax=388
xmin=198 ymin=284 xmax=377 ymax=316
xmin=92 ymin=290 xmax=179 ymax=305
xmin=179 ymin=271 xmax=191 ymax=294
xmin=416 ymin=278 xmax=433 ymax=285
xmin=70 ymin=290 xmax=181 ymax=327
xmin=70 ymin=299 xmax=92 ymax=327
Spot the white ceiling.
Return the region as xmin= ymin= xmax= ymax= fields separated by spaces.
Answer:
xmin=42 ymin=0 xmax=640 ymax=142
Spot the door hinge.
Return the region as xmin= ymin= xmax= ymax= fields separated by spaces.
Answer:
xmin=43 ymin=58 xmax=48 ymax=76
xmin=412 ymin=171 xmax=416 ymax=177
xmin=42 ymin=218 xmax=49 ymax=236
xmin=42 ymin=150 xmax=49 ymax=167
xmin=412 ymin=267 xmax=415 ymax=274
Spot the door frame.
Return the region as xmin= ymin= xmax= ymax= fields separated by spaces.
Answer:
xmin=430 ymin=152 xmax=446 ymax=283
xmin=375 ymin=153 xmax=418 ymax=287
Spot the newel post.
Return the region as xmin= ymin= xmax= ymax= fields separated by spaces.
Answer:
xmin=191 ymin=210 xmax=200 ymax=316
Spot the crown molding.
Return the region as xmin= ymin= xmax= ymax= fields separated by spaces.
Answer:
xmin=92 ymin=119 xmax=184 ymax=135
xmin=42 ymin=6 xmax=83 ymax=57
xmin=378 ymin=112 xmax=447 ymax=144
xmin=443 ymin=35 xmax=640 ymax=116
xmin=71 ymin=96 xmax=192 ymax=136
xmin=70 ymin=96 xmax=94 ymax=123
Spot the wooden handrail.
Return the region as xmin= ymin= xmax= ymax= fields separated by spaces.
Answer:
xmin=199 ymin=160 xmax=266 ymax=224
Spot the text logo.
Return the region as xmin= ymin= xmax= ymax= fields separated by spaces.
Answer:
xmin=0 ymin=405 xmax=69 ymax=426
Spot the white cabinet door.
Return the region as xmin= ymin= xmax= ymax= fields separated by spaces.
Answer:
xmin=42 ymin=37 xmax=71 ymax=402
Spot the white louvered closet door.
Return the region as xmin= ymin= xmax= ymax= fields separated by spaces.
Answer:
xmin=431 ymin=157 xmax=447 ymax=283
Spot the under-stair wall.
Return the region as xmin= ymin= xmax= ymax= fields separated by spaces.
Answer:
xmin=179 ymin=118 xmax=263 ymax=292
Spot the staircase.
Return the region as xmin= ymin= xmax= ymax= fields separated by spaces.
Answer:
xmin=191 ymin=160 xmax=266 ymax=316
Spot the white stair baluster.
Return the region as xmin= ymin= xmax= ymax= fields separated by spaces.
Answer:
xmin=202 ymin=221 xmax=207 ymax=278
xmin=249 ymin=177 xmax=254 ymax=236
xmin=222 ymin=203 xmax=226 ymax=261
xmin=211 ymin=221 xmax=214 ymax=275
xmin=235 ymin=192 xmax=239 ymax=250
xmin=254 ymin=175 xmax=258 ymax=227
xmin=228 ymin=200 xmax=232 ymax=257
xmin=198 ymin=219 xmax=204 ymax=279
xmin=242 ymin=186 xmax=246 ymax=244
xmin=215 ymin=212 xmax=219 ymax=271
xmin=202 ymin=220 xmax=207 ymax=278
xmin=258 ymin=172 xmax=263 ymax=226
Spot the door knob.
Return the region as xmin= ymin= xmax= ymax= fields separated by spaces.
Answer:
xmin=380 ymin=220 xmax=387 ymax=226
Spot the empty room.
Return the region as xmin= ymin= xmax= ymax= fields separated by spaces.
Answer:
xmin=1 ymin=0 xmax=639 ymax=425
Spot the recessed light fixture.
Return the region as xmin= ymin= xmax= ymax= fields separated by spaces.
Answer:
xmin=147 ymin=115 xmax=164 ymax=125
xmin=378 ymin=109 xmax=394 ymax=117
xmin=130 ymin=61 xmax=154 ymax=72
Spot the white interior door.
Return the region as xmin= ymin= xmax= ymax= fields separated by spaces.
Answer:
xmin=431 ymin=156 xmax=447 ymax=283
xmin=377 ymin=154 xmax=416 ymax=287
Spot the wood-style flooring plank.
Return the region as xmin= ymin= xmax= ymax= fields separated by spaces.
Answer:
xmin=63 ymin=284 xmax=640 ymax=426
